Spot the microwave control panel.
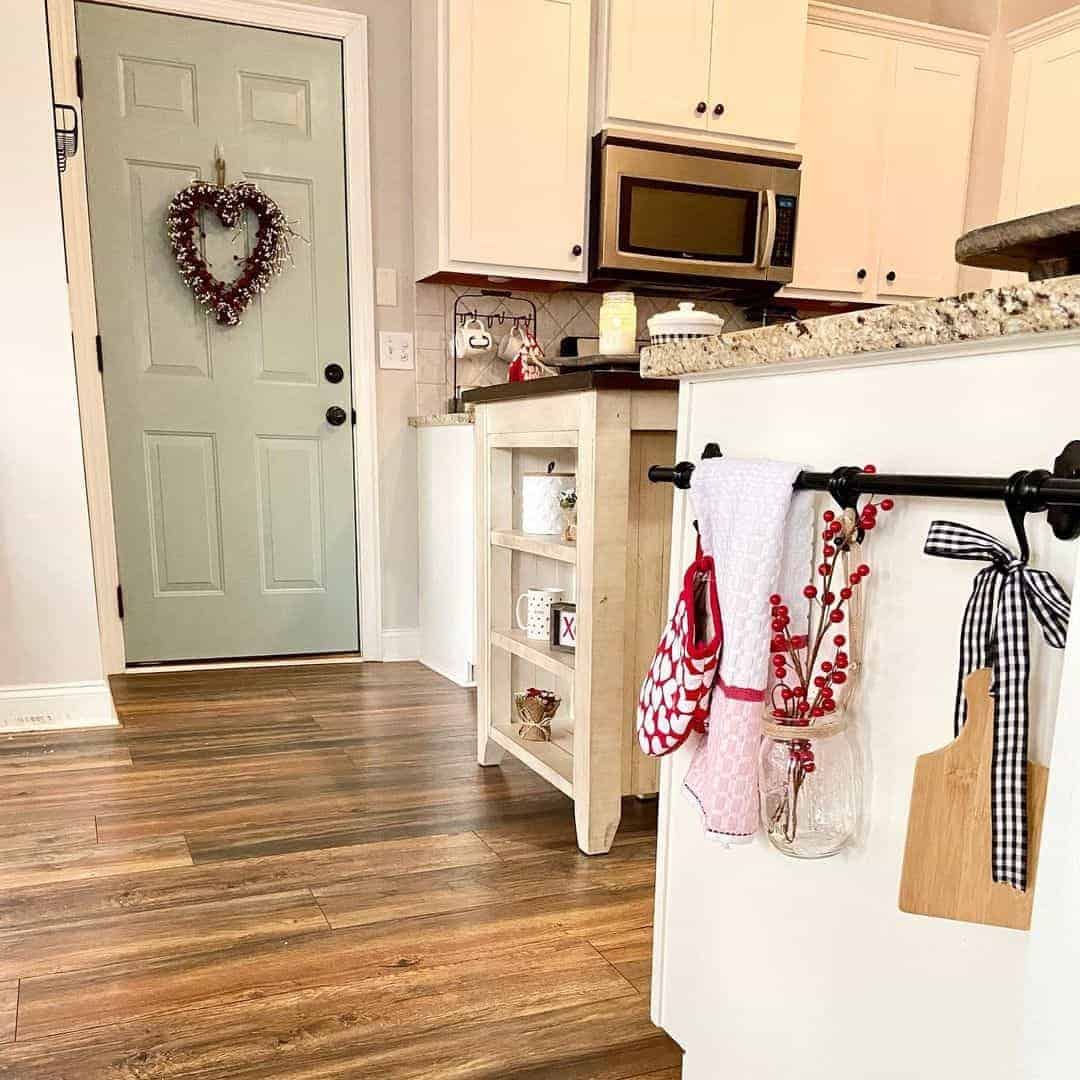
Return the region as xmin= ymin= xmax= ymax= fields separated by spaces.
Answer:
xmin=771 ymin=195 xmax=798 ymax=268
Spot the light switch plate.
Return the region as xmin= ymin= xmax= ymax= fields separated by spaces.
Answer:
xmin=378 ymin=331 xmax=413 ymax=370
xmin=375 ymin=267 xmax=398 ymax=307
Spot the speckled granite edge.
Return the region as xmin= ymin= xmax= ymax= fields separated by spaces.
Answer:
xmin=641 ymin=275 xmax=1080 ymax=378
xmin=408 ymin=412 xmax=475 ymax=428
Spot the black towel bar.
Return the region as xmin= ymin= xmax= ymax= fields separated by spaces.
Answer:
xmin=647 ymin=440 xmax=1080 ymax=541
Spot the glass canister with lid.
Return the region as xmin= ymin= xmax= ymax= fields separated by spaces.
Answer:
xmin=598 ymin=291 xmax=637 ymax=355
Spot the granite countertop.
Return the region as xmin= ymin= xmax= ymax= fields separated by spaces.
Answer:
xmin=641 ymin=275 xmax=1080 ymax=378
xmin=408 ymin=412 xmax=475 ymax=428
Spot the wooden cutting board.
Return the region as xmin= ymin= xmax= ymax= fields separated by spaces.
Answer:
xmin=899 ymin=668 xmax=1048 ymax=931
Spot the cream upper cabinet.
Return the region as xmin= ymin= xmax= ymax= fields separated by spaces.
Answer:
xmin=789 ymin=13 xmax=982 ymax=301
xmin=877 ymin=43 xmax=978 ymax=299
xmin=1000 ymin=22 xmax=1080 ymax=221
xmin=412 ymin=0 xmax=592 ymax=283
xmin=605 ymin=0 xmax=714 ymax=131
xmin=792 ymin=25 xmax=891 ymax=297
xmin=597 ymin=0 xmax=808 ymax=146
xmin=707 ymin=0 xmax=807 ymax=143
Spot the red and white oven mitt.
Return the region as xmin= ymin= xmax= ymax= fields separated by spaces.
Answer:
xmin=636 ymin=540 xmax=722 ymax=757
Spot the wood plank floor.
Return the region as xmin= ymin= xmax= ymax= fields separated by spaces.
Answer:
xmin=0 ymin=661 xmax=681 ymax=1078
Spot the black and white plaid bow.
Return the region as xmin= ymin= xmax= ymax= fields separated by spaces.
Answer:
xmin=924 ymin=521 xmax=1070 ymax=891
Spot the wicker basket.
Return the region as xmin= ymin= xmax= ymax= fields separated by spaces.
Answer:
xmin=513 ymin=690 xmax=561 ymax=742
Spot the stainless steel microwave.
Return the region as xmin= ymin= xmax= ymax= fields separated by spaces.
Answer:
xmin=589 ymin=133 xmax=801 ymax=295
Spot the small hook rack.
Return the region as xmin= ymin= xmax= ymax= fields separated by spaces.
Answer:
xmin=54 ymin=104 xmax=78 ymax=174
xmin=449 ymin=290 xmax=538 ymax=413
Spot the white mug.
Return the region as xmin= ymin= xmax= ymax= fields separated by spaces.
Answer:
xmin=516 ymin=587 xmax=564 ymax=641
xmin=456 ymin=317 xmax=493 ymax=358
xmin=498 ymin=324 xmax=527 ymax=362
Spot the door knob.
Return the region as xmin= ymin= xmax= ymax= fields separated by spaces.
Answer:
xmin=695 ymin=101 xmax=707 ymax=114
xmin=713 ymin=103 xmax=725 ymax=116
xmin=856 ymin=268 xmax=867 ymax=281
xmin=572 ymin=244 xmax=583 ymax=257
xmin=324 ymin=363 xmax=344 ymax=384
xmin=326 ymin=406 xmax=348 ymax=427
xmin=886 ymin=270 xmax=897 ymax=283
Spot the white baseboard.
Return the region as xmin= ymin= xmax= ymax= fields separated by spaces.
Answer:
xmin=418 ymin=656 xmax=476 ymax=688
xmin=381 ymin=627 xmax=421 ymax=662
xmin=0 ymin=680 xmax=118 ymax=733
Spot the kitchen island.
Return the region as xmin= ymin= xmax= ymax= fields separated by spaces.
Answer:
xmin=640 ymin=275 xmax=1080 ymax=1080
xmin=463 ymin=373 xmax=677 ymax=854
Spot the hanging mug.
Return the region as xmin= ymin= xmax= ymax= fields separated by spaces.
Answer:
xmin=456 ymin=317 xmax=493 ymax=358
xmin=498 ymin=324 xmax=527 ymax=362
xmin=516 ymin=587 xmax=565 ymax=642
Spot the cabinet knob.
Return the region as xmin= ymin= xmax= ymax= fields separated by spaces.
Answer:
xmin=713 ymin=103 xmax=725 ymax=117
xmin=572 ymin=244 xmax=583 ymax=257
xmin=886 ymin=270 xmax=897 ymax=283
xmin=695 ymin=101 xmax=707 ymax=114
xmin=856 ymin=268 xmax=867 ymax=281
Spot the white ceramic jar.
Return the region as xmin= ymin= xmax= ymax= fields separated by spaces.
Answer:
xmin=598 ymin=291 xmax=637 ymax=355
xmin=646 ymin=301 xmax=724 ymax=346
xmin=521 ymin=470 xmax=574 ymax=534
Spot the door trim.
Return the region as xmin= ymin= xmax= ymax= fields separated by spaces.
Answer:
xmin=47 ymin=0 xmax=384 ymax=669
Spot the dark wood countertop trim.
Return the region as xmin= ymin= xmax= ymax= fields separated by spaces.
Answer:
xmin=461 ymin=371 xmax=675 ymax=404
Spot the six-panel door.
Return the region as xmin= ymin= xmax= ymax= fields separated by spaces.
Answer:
xmin=77 ymin=3 xmax=360 ymax=662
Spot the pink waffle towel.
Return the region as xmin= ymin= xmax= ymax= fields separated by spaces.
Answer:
xmin=684 ymin=457 xmax=811 ymax=842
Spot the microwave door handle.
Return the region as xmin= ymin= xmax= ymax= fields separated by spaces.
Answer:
xmin=758 ymin=189 xmax=777 ymax=270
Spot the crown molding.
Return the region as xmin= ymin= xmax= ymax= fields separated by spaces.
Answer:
xmin=808 ymin=2 xmax=988 ymax=55
xmin=1008 ymin=4 xmax=1080 ymax=50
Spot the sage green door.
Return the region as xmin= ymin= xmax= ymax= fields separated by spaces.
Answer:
xmin=77 ymin=3 xmax=359 ymax=662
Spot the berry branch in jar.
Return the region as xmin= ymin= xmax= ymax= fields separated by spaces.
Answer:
xmin=768 ymin=465 xmax=894 ymax=728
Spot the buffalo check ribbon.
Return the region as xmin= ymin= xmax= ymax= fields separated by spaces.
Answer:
xmin=924 ymin=521 xmax=1071 ymax=891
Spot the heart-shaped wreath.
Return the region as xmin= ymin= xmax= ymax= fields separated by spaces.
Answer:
xmin=165 ymin=180 xmax=297 ymax=327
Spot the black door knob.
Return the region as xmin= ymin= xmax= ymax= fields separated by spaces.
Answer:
xmin=572 ymin=244 xmax=583 ymax=257
xmin=856 ymin=268 xmax=867 ymax=281
xmin=326 ymin=406 xmax=348 ymax=427
xmin=695 ymin=101 xmax=707 ymax=114
xmin=886 ymin=270 xmax=897 ymax=283
xmin=713 ymin=103 xmax=725 ymax=116
xmin=324 ymin=363 xmax=344 ymax=384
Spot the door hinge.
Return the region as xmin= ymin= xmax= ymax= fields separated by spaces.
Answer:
xmin=116 ymin=585 xmax=125 ymax=620
xmin=351 ymin=408 xmax=357 ymax=426
xmin=75 ymin=56 xmax=84 ymax=100
xmin=95 ymin=334 xmax=103 ymax=374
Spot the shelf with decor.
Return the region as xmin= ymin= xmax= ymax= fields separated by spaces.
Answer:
xmin=489 ymin=530 xmax=577 ymax=564
xmin=466 ymin=373 xmax=678 ymax=855
xmin=491 ymin=627 xmax=576 ymax=679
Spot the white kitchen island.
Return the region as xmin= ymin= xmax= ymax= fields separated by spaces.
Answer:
xmin=641 ymin=277 xmax=1080 ymax=1080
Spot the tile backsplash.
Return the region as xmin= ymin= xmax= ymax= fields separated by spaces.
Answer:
xmin=413 ymin=283 xmax=752 ymax=416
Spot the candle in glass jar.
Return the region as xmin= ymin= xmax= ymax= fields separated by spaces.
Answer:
xmin=598 ymin=291 xmax=637 ymax=355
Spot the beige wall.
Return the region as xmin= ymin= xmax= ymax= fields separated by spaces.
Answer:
xmin=297 ymin=0 xmax=419 ymax=637
xmin=1001 ymin=0 xmax=1079 ymax=30
xmin=1 ymin=1 xmax=109 ymax=714
xmin=827 ymin=0 xmax=997 ymax=32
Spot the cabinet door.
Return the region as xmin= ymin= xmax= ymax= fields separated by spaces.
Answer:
xmin=1002 ymin=26 xmax=1080 ymax=219
xmin=605 ymin=0 xmax=714 ymax=131
xmin=707 ymin=0 xmax=807 ymax=143
xmin=447 ymin=0 xmax=590 ymax=273
xmin=790 ymin=26 xmax=891 ymax=296
xmin=877 ymin=42 xmax=978 ymax=299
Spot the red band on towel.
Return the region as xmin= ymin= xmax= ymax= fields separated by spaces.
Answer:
xmin=717 ymin=677 xmax=765 ymax=703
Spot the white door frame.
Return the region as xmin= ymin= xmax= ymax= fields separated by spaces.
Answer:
xmin=48 ymin=0 xmax=384 ymax=669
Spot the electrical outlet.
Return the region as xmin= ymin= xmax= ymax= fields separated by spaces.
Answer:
xmin=378 ymin=331 xmax=414 ymax=370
